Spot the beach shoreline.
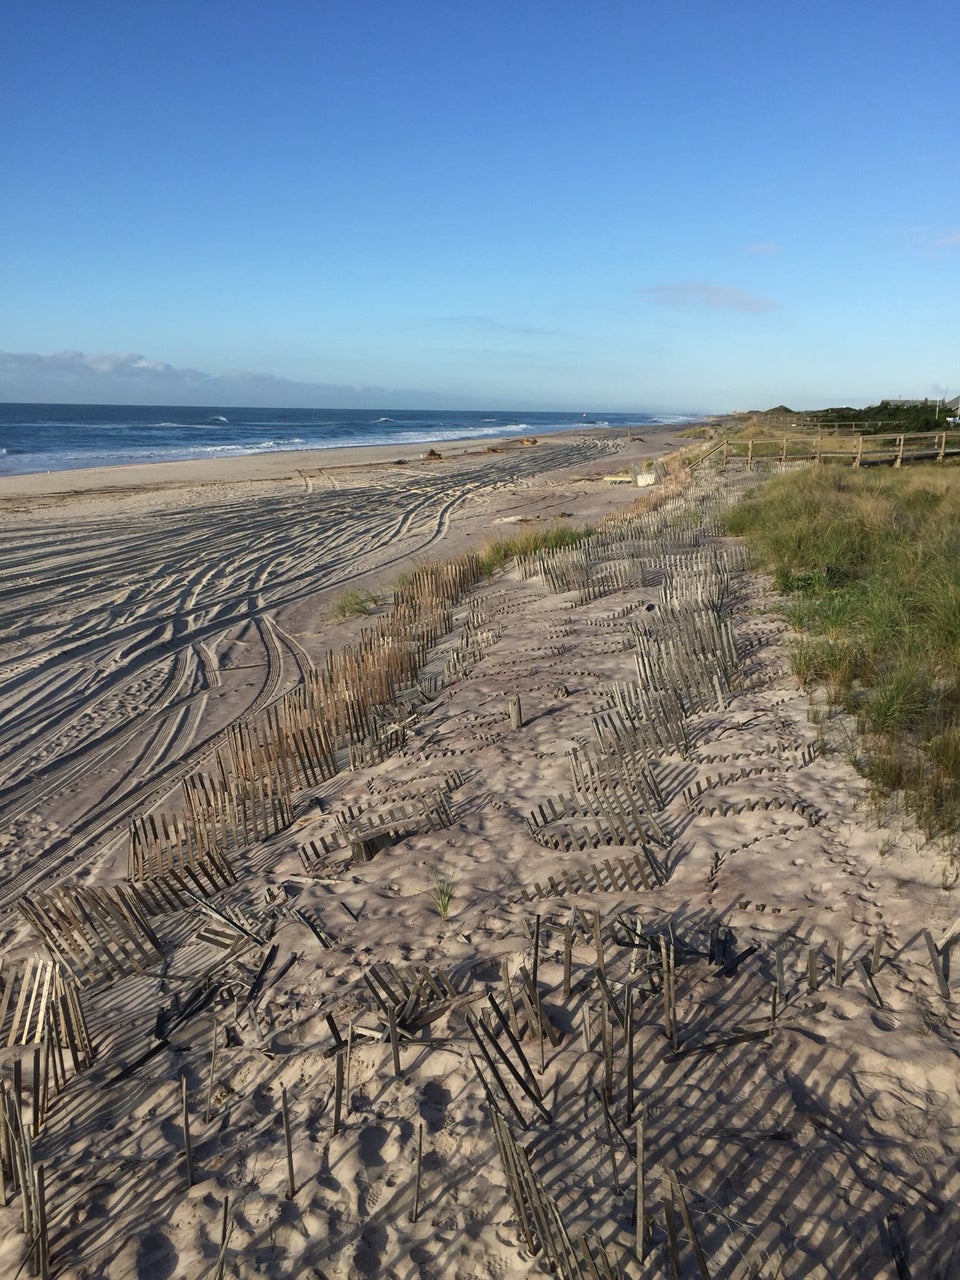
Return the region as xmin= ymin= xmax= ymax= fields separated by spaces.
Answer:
xmin=0 ymin=422 xmax=688 ymax=507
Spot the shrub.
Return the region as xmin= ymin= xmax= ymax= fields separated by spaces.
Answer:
xmin=332 ymin=587 xmax=379 ymax=619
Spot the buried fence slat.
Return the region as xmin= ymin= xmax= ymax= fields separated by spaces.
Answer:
xmin=488 ymin=1106 xmax=538 ymax=1255
xmin=634 ymin=1111 xmax=647 ymax=1262
xmin=411 ymin=1121 xmax=424 ymax=1223
xmin=181 ymin=1075 xmax=195 ymax=1189
xmin=855 ymin=958 xmax=883 ymax=1009
xmin=518 ymin=966 xmax=562 ymax=1047
xmin=333 ymin=1051 xmax=344 ymax=1137
xmin=885 ymin=1211 xmax=911 ymax=1280
xmin=596 ymin=969 xmax=626 ymax=1032
xmin=281 ymin=1086 xmax=295 ymax=1199
xmin=486 ymin=995 xmax=542 ymax=1099
xmin=807 ymin=946 xmax=819 ymax=993
xmin=467 ymin=1014 xmax=550 ymax=1122
xmin=666 ymin=1167 xmax=711 ymax=1280
xmin=923 ymin=929 xmax=951 ymax=1000
xmin=499 ymin=959 xmax=522 ymax=1040
xmin=387 ymin=1007 xmax=402 ymax=1080
xmin=470 ymin=1041 xmax=528 ymax=1130
xmin=214 ymin=1197 xmax=231 ymax=1280
xmin=663 ymin=1179 xmax=684 ymax=1279
xmin=625 ymin=986 xmax=635 ymax=1121
xmin=592 ymin=911 xmax=606 ymax=979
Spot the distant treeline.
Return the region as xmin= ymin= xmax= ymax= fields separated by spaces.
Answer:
xmin=754 ymin=400 xmax=952 ymax=434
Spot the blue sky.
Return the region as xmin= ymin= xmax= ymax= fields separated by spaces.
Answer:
xmin=2 ymin=0 xmax=958 ymax=412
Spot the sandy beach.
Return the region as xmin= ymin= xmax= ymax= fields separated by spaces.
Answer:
xmin=2 ymin=428 xmax=960 ymax=1279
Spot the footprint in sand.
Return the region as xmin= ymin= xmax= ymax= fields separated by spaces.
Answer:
xmin=135 ymin=1229 xmax=178 ymax=1280
xmin=358 ymin=1122 xmax=389 ymax=1167
xmin=351 ymin=1222 xmax=387 ymax=1278
xmin=419 ymin=1079 xmax=451 ymax=1134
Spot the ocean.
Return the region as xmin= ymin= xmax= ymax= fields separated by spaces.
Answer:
xmin=0 ymin=403 xmax=699 ymax=478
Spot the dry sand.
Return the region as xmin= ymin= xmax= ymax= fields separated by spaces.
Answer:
xmin=1 ymin=429 xmax=960 ymax=1279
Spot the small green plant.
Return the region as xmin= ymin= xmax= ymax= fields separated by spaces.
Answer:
xmin=431 ymin=869 xmax=455 ymax=920
xmin=332 ymin=587 xmax=379 ymax=619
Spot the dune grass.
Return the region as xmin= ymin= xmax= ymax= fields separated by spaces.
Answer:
xmin=331 ymin=586 xmax=381 ymax=619
xmin=475 ymin=522 xmax=593 ymax=576
xmin=725 ymin=464 xmax=960 ymax=838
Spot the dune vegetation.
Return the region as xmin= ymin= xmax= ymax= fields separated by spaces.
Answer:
xmin=726 ymin=463 xmax=960 ymax=839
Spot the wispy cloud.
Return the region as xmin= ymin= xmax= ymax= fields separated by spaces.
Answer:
xmin=0 ymin=350 xmax=449 ymax=409
xmin=905 ymin=226 xmax=960 ymax=251
xmin=745 ymin=242 xmax=780 ymax=255
xmin=433 ymin=315 xmax=557 ymax=336
xmin=640 ymin=282 xmax=780 ymax=314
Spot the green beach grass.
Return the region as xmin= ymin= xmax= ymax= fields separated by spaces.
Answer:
xmin=475 ymin=522 xmax=593 ymax=576
xmin=726 ymin=463 xmax=960 ymax=839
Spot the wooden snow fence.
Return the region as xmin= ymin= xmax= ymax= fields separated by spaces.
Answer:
xmin=514 ymin=541 xmax=648 ymax=605
xmin=632 ymin=607 xmax=741 ymax=716
xmin=362 ymin=962 xmax=478 ymax=1036
xmin=19 ymin=884 xmax=162 ymax=989
xmin=0 ymin=958 xmax=92 ymax=1067
xmin=128 ymin=796 xmax=238 ymax=894
xmin=224 ymin=702 xmax=339 ymax=791
xmin=569 ymin=742 xmax=665 ymax=814
xmin=487 ymin=1105 xmax=619 ymax=1279
xmin=393 ymin=553 xmax=483 ymax=611
xmin=299 ymin=788 xmax=454 ymax=869
xmin=443 ymin=621 xmax=502 ymax=682
xmin=596 ymin=691 xmax=690 ymax=758
xmin=129 ymin=768 xmax=292 ymax=880
xmin=524 ymin=785 xmax=669 ymax=867
xmin=0 ymin=957 xmax=94 ymax=1142
xmin=519 ymin=849 xmax=665 ymax=901
xmin=0 ymin=1081 xmax=51 ymax=1277
xmin=127 ymin=555 xmax=485 ymax=885
xmin=691 ymin=792 xmax=825 ymax=827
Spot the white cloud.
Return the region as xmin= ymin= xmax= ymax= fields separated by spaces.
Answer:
xmin=640 ymin=282 xmax=780 ymax=314
xmin=0 ymin=349 xmax=452 ymax=408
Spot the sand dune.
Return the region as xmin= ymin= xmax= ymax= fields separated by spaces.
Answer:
xmin=1 ymin=432 xmax=959 ymax=1279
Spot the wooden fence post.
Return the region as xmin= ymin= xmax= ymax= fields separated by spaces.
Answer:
xmin=181 ymin=1075 xmax=195 ymax=1189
